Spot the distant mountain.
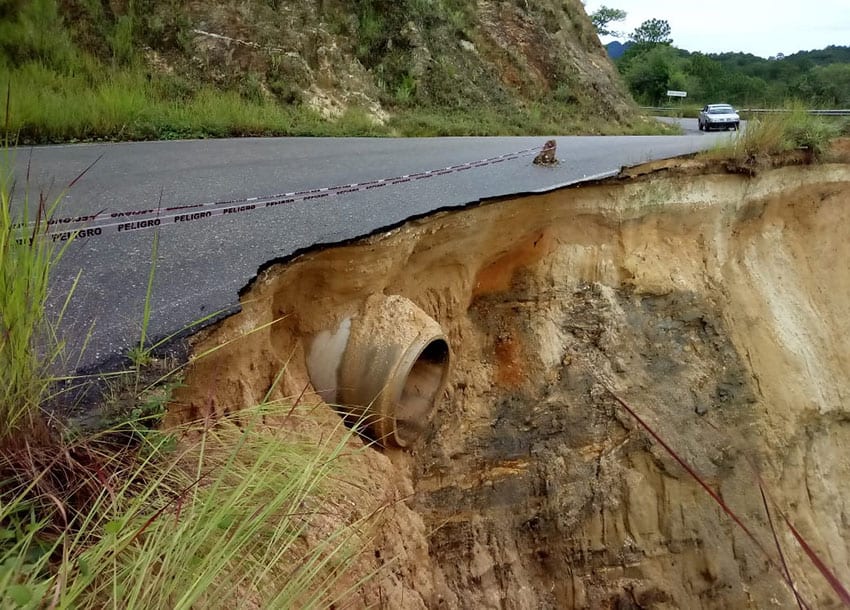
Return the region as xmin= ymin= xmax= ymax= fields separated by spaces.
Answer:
xmin=605 ymin=41 xmax=633 ymax=59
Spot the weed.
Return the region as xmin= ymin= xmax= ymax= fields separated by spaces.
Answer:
xmin=0 ymin=90 xmax=97 ymax=441
xmin=1 ymin=103 xmax=381 ymax=607
xmin=704 ymin=105 xmax=840 ymax=164
xmin=128 ymin=217 xmax=160 ymax=372
xmin=394 ymin=73 xmax=417 ymax=105
xmin=109 ymin=14 xmax=135 ymax=67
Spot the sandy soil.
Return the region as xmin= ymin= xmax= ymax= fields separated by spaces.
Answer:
xmin=167 ymin=153 xmax=850 ymax=609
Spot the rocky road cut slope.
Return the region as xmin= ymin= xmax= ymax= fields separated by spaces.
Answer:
xmin=166 ymin=152 xmax=850 ymax=609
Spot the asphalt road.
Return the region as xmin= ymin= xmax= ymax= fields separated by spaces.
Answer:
xmin=11 ymin=127 xmax=733 ymax=371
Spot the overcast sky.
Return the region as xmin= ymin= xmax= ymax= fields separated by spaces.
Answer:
xmin=584 ymin=0 xmax=850 ymax=58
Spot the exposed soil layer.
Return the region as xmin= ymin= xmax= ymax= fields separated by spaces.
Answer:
xmin=167 ymin=158 xmax=850 ymax=609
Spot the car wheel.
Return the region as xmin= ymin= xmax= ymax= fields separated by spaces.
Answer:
xmin=698 ymin=121 xmax=703 ymax=131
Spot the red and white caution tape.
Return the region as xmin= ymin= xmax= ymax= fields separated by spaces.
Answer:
xmin=14 ymin=144 xmax=544 ymax=243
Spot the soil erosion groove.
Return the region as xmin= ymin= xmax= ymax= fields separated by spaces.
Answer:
xmin=166 ymin=158 xmax=850 ymax=609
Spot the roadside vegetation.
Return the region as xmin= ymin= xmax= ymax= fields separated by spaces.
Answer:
xmin=702 ymin=106 xmax=844 ymax=164
xmin=0 ymin=131 xmax=377 ymax=607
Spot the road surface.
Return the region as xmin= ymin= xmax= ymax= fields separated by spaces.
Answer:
xmin=10 ymin=129 xmax=733 ymax=371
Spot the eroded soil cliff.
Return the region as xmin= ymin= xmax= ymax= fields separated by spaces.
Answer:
xmin=168 ymin=156 xmax=850 ymax=608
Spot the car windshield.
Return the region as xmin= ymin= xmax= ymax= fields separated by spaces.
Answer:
xmin=708 ymin=106 xmax=735 ymax=114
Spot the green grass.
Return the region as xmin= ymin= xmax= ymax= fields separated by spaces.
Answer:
xmin=3 ymin=65 xmax=311 ymax=142
xmin=704 ymin=105 xmax=840 ymax=163
xmin=1 ymin=403 xmax=379 ymax=609
xmin=388 ymin=104 xmax=678 ymax=137
xmin=2 ymin=63 xmax=674 ymax=140
xmin=1 ymin=58 xmax=671 ymax=142
xmin=1 ymin=134 xmax=382 ymax=607
xmin=0 ymin=124 xmax=82 ymax=440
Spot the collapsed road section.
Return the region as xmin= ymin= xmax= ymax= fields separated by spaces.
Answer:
xmin=165 ymin=151 xmax=850 ymax=608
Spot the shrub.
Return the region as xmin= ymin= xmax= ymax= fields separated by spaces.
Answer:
xmin=1 ymin=141 xmax=379 ymax=607
xmin=783 ymin=109 xmax=840 ymax=156
xmin=0 ymin=135 xmax=78 ymax=441
xmin=708 ymin=105 xmax=840 ymax=163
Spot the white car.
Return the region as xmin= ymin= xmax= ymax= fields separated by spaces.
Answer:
xmin=698 ymin=104 xmax=740 ymax=131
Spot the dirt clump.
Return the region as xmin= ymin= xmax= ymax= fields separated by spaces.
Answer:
xmin=168 ymin=159 xmax=850 ymax=608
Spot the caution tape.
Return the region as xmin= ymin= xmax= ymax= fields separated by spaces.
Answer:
xmin=14 ymin=144 xmax=544 ymax=243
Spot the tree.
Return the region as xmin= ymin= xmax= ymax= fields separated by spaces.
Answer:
xmin=685 ymin=53 xmax=724 ymax=99
xmin=791 ymin=63 xmax=850 ymax=107
xmin=622 ymin=44 xmax=677 ymax=104
xmin=630 ymin=18 xmax=672 ymax=45
xmin=589 ymin=5 xmax=627 ymax=37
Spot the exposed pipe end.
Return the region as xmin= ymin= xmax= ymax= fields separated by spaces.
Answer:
xmin=384 ymin=335 xmax=450 ymax=447
xmin=307 ymin=295 xmax=451 ymax=448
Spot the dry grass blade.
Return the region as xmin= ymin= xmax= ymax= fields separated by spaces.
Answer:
xmin=758 ymin=482 xmax=805 ymax=610
xmin=782 ymin=515 xmax=850 ymax=607
xmin=604 ymin=388 xmax=813 ymax=608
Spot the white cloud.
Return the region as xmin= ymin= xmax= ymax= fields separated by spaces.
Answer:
xmin=585 ymin=0 xmax=850 ymax=57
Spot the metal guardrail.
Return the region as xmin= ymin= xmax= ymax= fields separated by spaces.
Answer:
xmin=641 ymin=106 xmax=850 ymax=116
xmin=742 ymin=109 xmax=850 ymax=116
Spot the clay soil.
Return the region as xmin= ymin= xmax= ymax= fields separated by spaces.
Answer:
xmin=167 ymin=154 xmax=850 ymax=609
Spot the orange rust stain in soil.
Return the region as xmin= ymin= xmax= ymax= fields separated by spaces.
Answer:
xmin=473 ymin=229 xmax=554 ymax=297
xmin=494 ymin=332 xmax=525 ymax=387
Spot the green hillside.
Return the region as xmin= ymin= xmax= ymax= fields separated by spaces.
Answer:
xmin=0 ymin=0 xmax=666 ymax=142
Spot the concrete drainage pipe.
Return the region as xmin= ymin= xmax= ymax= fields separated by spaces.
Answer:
xmin=306 ymin=295 xmax=450 ymax=448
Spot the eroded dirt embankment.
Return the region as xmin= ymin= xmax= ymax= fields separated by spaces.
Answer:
xmin=167 ymin=159 xmax=850 ymax=609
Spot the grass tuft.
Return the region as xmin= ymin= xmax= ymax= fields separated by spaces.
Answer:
xmin=1 ymin=122 xmax=380 ymax=607
xmin=705 ymin=105 xmax=840 ymax=164
xmin=1 ymin=402 xmax=379 ymax=609
xmin=0 ymin=124 xmax=79 ymax=442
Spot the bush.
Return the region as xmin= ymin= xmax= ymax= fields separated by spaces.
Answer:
xmin=0 ymin=139 xmax=76 ymax=441
xmin=1 ymin=140 xmax=379 ymax=608
xmin=709 ymin=105 xmax=840 ymax=163
xmin=782 ymin=109 xmax=840 ymax=155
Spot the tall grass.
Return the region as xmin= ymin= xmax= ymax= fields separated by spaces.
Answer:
xmin=1 ymin=124 xmax=382 ymax=606
xmin=0 ymin=114 xmax=85 ymax=440
xmin=3 ymin=61 xmax=672 ymax=140
xmin=2 ymin=51 xmax=670 ymax=141
xmin=1 ymin=403 xmax=380 ymax=609
xmin=0 ymin=157 xmax=53 ymax=439
xmin=75 ymin=404 xmax=376 ymax=609
xmin=706 ymin=105 xmax=840 ymax=163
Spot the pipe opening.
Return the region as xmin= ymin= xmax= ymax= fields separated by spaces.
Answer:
xmin=307 ymin=295 xmax=451 ymax=449
xmin=394 ymin=338 xmax=450 ymax=446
